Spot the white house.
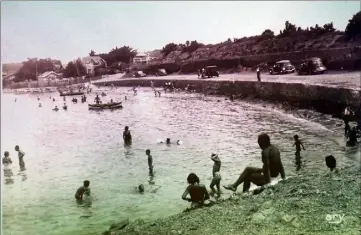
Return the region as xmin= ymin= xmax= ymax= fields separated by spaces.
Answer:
xmin=81 ymin=56 xmax=107 ymax=76
xmin=37 ymin=71 xmax=63 ymax=86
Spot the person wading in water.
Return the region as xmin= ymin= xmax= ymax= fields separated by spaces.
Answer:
xmin=123 ymin=126 xmax=132 ymax=145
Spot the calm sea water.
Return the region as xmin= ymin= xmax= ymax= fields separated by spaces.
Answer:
xmin=1 ymin=87 xmax=357 ymax=235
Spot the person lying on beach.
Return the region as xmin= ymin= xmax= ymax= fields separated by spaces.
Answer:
xmin=182 ymin=173 xmax=211 ymax=208
xmin=223 ymin=133 xmax=286 ymax=193
xmin=293 ymin=135 xmax=305 ymax=157
xmin=210 ymin=153 xmax=221 ymax=196
xmin=3 ymin=151 xmax=12 ymax=165
xmin=15 ymin=145 xmax=25 ymax=169
xmin=75 ymin=180 xmax=91 ymax=200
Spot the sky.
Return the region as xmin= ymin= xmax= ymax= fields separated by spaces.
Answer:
xmin=1 ymin=1 xmax=360 ymax=64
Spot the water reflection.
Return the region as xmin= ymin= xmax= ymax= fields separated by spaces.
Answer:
xmin=3 ymin=167 xmax=14 ymax=185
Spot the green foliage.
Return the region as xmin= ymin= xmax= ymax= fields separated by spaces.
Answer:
xmin=14 ymin=58 xmax=56 ymax=82
xmin=161 ymin=43 xmax=178 ymax=56
xmin=181 ymin=40 xmax=204 ymax=53
xmin=345 ymin=11 xmax=361 ymax=39
xmin=98 ymin=46 xmax=137 ymax=65
xmin=89 ymin=50 xmax=96 ymax=56
xmin=63 ymin=59 xmax=87 ymax=78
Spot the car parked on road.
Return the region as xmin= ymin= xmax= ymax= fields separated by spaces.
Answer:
xmin=269 ymin=60 xmax=295 ymax=75
xmin=134 ymin=71 xmax=146 ymax=78
xmin=297 ymin=57 xmax=327 ymax=75
xmin=201 ymin=66 xmax=219 ymax=78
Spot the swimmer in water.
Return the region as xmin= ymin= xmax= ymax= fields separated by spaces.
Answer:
xmin=75 ymin=180 xmax=91 ymax=200
xmin=138 ymin=184 xmax=144 ymax=193
xmin=39 ymin=103 xmax=42 ymax=107
xmin=224 ymin=133 xmax=286 ymax=192
xmin=146 ymin=149 xmax=153 ymax=175
xmin=293 ymin=135 xmax=305 ymax=157
xmin=53 ymin=106 xmax=59 ymax=111
xmin=2 ymin=151 xmax=12 ymax=165
xmin=14 ymin=145 xmax=25 ymax=169
xmin=161 ymin=138 xmax=180 ymax=145
xmin=123 ymin=126 xmax=132 ymax=145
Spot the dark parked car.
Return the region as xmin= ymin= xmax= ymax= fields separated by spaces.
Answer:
xmin=269 ymin=60 xmax=295 ymax=75
xmin=297 ymin=57 xmax=327 ymax=75
xmin=201 ymin=66 xmax=219 ymax=78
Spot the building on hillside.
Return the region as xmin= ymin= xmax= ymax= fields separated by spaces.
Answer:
xmin=37 ymin=71 xmax=63 ymax=87
xmin=133 ymin=52 xmax=150 ymax=64
xmin=81 ymin=56 xmax=107 ymax=76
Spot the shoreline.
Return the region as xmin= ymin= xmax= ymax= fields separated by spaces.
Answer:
xmin=103 ymin=164 xmax=360 ymax=235
xmin=93 ymin=73 xmax=361 ymax=119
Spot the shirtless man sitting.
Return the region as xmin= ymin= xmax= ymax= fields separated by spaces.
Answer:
xmin=224 ymin=133 xmax=286 ymax=193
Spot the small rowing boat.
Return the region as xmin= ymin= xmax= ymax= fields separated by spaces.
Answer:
xmin=59 ymin=91 xmax=84 ymax=96
xmin=88 ymin=102 xmax=123 ymax=110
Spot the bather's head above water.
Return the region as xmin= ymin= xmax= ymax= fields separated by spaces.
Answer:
xmin=138 ymin=184 xmax=144 ymax=193
xmin=166 ymin=138 xmax=171 ymax=144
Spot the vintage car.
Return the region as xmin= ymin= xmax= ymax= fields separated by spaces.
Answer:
xmin=269 ymin=60 xmax=295 ymax=75
xmin=201 ymin=66 xmax=219 ymax=78
xmin=134 ymin=71 xmax=147 ymax=78
xmin=297 ymin=57 xmax=327 ymax=75
xmin=155 ymin=69 xmax=167 ymax=76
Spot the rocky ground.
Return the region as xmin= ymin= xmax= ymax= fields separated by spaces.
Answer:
xmin=103 ymin=161 xmax=360 ymax=235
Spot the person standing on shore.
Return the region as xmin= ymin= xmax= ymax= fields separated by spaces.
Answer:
xmin=146 ymin=149 xmax=153 ymax=175
xmin=256 ymin=67 xmax=261 ymax=82
xmin=223 ymin=133 xmax=286 ymax=193
xmin=15 ymin=145 xmax=25 ymax=169
xmin=210 ymin=153 xmax=221 ymax=197
xmin=123 ymin=126 xmax=132 ymax=145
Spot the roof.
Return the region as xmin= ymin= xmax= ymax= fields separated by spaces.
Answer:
xmin=82 ymin=56 xmax=105 ymax=64
xmin=276 ymin=60 xmax=291 ymax=63
xmin=38 ymin=71 xmax=61 ymax=78
xmin=135 ymin=52 xmax=148 ymax=57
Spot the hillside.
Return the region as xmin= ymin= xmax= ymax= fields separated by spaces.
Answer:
xmin=2 ymin=63 xmax=23 ymax=75
xmin=144 ymin=15 xmax=361 ymax=73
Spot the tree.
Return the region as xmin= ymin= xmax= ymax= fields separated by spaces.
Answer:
xmin=63 ymin=59 xmax=87 ymax=78
xmin=14 ymin=58 xmax=56 ymax=82
xmin=99 ymin=46 xmax=137 ymax=65
xmin=345 ymin=11 xmax=361 ymax=39
xmin=161 ymin=43 xmax=178 ymax=56
xmin=182 ymin=40 xmax=204 ymax=53
xmin=89 ymin=50 xmax=96 ymax=56
xmin=323 ymin=22 xmax=335 ymax=33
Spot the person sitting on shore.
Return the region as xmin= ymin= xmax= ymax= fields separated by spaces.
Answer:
xmin=182 ymin=173 xmax=211 ymax=208
xmin=325 ymin=155 xmax=336 ymax=172
xmin=123 ymin=126 xmax=132 ymax=145
xmin=223 ymin=133 xmax=286 ymax=193
xmin=75 ymin=180 xmax=91 ymax=200
xmin=3 ymin=151 xmax=12 ymax=165
xmin=210 ymin=153 xmax=221 ymax=197
xmin=346 ymin=127 xmax=358 ymax=146
xmin=293 ymin=135 xmax=305 ymax=157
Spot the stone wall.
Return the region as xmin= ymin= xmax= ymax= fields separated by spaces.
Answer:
xmin=96 ymin=78 xmax=361 ymax=118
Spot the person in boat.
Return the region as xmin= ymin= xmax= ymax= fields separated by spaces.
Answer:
xmin=146 ymin=149 xmax=154 ymax=175
xmin=75 ymin=180 xmax=91 ymax=201
xmin=15 ymin=145 xmax=25 ymax=169
xmin=94 ymin=95 xmax=101 ymax=105
xmin=53 ymin=106 xmax=59 ymax=111
xmin=223 ymin=133 xmax=286 ymax=193
xmin=182 ymin=173 xmax=211 ymax=208
xmin=346 ymin=127 xmax=358 ymax=146
xmin=123 ymin=126 xmax=132 ymax=145
xmin=39 ymin=103 xmax=42 ymax=107
xmin=210 ymin=153 xmax=221 ymax=197
xmin=3 ymin=151 xmax=12 ymax=165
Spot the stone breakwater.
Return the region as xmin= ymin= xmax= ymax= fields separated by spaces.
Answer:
xmin=94 ymin=76 xmax=361 ymax=118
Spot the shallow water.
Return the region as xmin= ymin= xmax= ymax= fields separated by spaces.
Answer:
xmin=1 ymin=88 xmax=358 ymax=235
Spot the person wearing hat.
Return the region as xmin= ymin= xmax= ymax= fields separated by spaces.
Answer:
xmin=210 ymin=153 xmax=221 ymax=196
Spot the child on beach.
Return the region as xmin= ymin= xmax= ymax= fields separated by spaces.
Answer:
xmin=2 ymin=151 xmax=12 ymax=165
xmin=182 ymin=173 xmax=211 ymax=209
xmin=75 ymin=180 xmax=91 ymax=200
xmin=210 ymin=153 xmax=221 ymax=196
xmin=146 ymin=149 xmax=153 ymax=175
xmin=14 ymin=145 xmax=25 ymax=169
xmin=293 ymin=135 xmax=305 ymax=157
